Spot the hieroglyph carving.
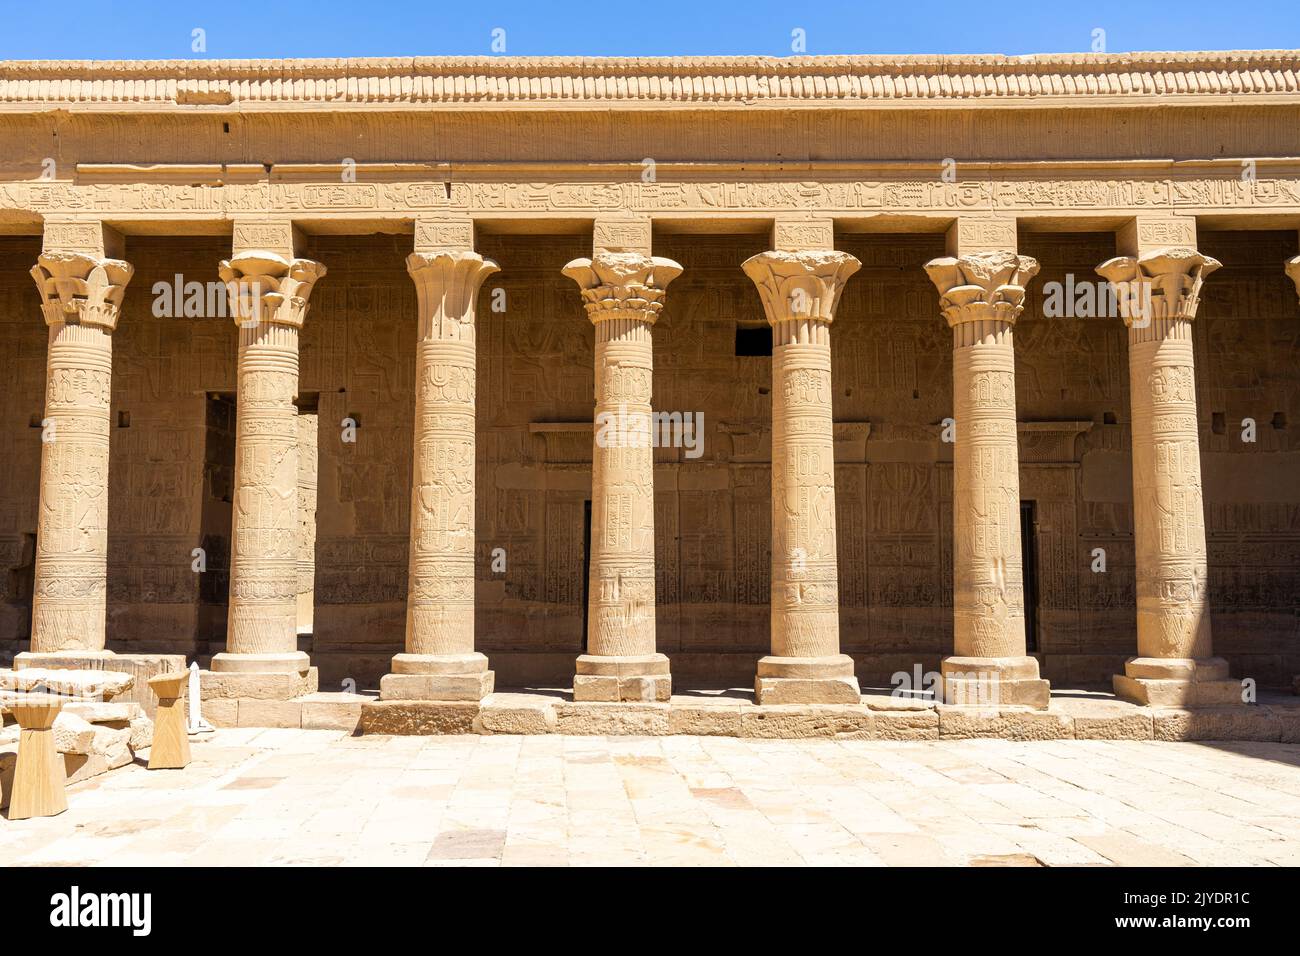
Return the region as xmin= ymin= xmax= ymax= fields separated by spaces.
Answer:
xmin=213 ymin=252 xmax=325 ymax=673
xmin=28 ymin=253 xmax=133 ymax=653
xmin=743 ymin=250 xmax=862 ymax=703
xmin=563 ymin=252 xmax=681 ymax=701
xmin=404 ymin=251 xmax=498 ymax=659
xmin=4 ymin=174 xmax=1300 ymax=223
xmin=1096 ymin=249 xmax=1220 ymax=663
xmin=924 ymin=250 xmax=1050 ymax=707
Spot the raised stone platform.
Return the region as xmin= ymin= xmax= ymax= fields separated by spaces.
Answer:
xmin=199 ymin=686 xmax=1300 ymax=742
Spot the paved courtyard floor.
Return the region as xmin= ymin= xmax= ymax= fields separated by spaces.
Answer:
xmin=3 ymin=729 xmax=1298 ymax=866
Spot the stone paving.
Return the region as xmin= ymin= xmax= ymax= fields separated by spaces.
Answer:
xmin=2 ymin=729 xmax=1298 ymax=867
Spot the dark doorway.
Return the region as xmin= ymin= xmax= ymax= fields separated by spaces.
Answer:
xmin=581 ymin=500 xmax=592 ymax=649
xmin=198 ymin=393 xmax=237 ymax=653
xmin=1020 ymin=500 xmax=1039 ymax=653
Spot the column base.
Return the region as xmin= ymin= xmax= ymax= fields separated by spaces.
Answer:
xmin=202 ymin=653 xmax=316 ymax=701
xmin=940 ymin=656 xmax=1051 ymax=709
xmin=379 ymin=652 xmax=494 ymax=702
xmin=16 ymin=649 xmax=116 ymax=667
xmin=1113 ymin=657 xmax=1246 ymax=707
xmin=573 ymin=653 xmax=671 ymax=702
xmin=755 ymin=654 xmax=861 ymax=705
xmin=210 ymin=651 xmax=310 ymax=675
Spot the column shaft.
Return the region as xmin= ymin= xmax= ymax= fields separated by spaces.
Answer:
xmin=925 ymin=249 xmax=1050 ymax=708
xmin=743 ymin=248 xmax=861 ymax=705
xmin=1098 ymin=244 xmax=1243 ymax=706
xmin=211 ymin=249 xmax=325 ymax=680
xmin=563 ymin=251 xmax=680 ymax=702
xmin=25 ymin=250 xmax=132 ymax=659
xmin=381 ymin=250 xmax=498 ymax=702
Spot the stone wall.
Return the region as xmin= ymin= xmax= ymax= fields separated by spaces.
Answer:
xmin=1 ymin=231 xmax=1296 ymax=688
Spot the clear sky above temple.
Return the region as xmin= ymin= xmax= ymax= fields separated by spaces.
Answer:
xmin=1 ymin=0 xmax=1298 ymax=59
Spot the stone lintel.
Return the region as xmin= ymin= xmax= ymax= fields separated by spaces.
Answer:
xmin=593 ymin=217 xmax=652 ymax=256
xmin=414 ymin=216 xmax=476 ymax=253
xmin=231 ymin=219 xmax=305 ymax=258
xmin=945 ymin=217 xmax=1018 ymax=256
xmin=42 ymin=218 xmax=124 ymax=259
xmin=771 ymin=217 xmax=834 ymax=252
xmin=1117 ymin=216 xmax=1198 ymax=257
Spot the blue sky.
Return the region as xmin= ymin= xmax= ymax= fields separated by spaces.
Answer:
xmin=1 ymin=0 xmax=1297 ymax=58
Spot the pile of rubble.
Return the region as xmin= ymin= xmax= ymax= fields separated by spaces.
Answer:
xmin=0 ymin=668 xmax=153 ymax=810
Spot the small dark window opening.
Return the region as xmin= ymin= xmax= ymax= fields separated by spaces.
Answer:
xmin=1212 ymin=412 xmax=1226 ymax=435
xmin=1271 ymin=412 xmax=1287 ymax=430
xmin=735 ymin=325 xmax=772 ymax=357
xmin=117 ymin=411 xmax=131 ymax=428
xmin=1103 ymin=411 xmax=1118 ymax=425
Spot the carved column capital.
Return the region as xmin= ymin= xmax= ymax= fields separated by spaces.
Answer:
xmin=1285 ymin=255 xmax=1300 ymax=303
xmin=1096 ymin=247 xmax=1221 ymax=326
xmin=30 ymin=252 xmax=134 ymax=331
xmin=562 ymin=252 xmax=682 ymax=325
xmin=741 ymin=250 xmax=859 ymax=327
xmin=923 ymin=250 xmax=1039 ymax=328
xmin=405 ymin=251 xmax=500 ymax=341
xmin=219 ymin=251 xmax=326 ymax=330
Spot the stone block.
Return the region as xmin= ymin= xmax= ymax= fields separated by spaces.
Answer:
xmin=300 ymin=692 xmax=366 ymax=732
xmin=573 ymin=674 xmax=671 ymax=703
xmin=237 ymin=699 xmax=303 ymax=729
xmin=937 ymin=707 xmax=1074 ymax=741
xmin=1152 ymin=707 xmax=1281 ymax=742
xmin=741 ymin=704 xmax=875 ymax=739
xmin=14 ymin=653 xmax=186 ymax=716
xmin=862 ymin=691 xmax=934 ymax=712
xmin=668 ymin=699 xmax=745 ymax=736
xmin=554 ymin=702 xmax=670 ymax=736
xmin=379 ymin=671 xmax=493 ymax=702
xmin=874 ymin=709 xmax=940 ymax=740
xmin=360 ymin=700 xmax=479 ymax=735
xmin=475 ymin=694 xmax=557 ymax=734
xmin=1 ymin=667 xmax=134 ymax=700
xmin=204 ymin=698 xmax=238 ymax=728
xmin=1054 ymin=698 xmax=1154 ymax=740
xmin=201 ymin=669 xmax=316 ymax=701
xmin=754 ymin=677 xmax=861 ymax=705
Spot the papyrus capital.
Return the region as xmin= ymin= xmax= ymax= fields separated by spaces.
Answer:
xmin=741 ymin=250 xmax=859 ymax=327
xmin=562 ymin=252 xmax=682 ymax=325
xmin=1096 ymin=247 xmax=1220 ymax=326
xmin=923 ymin=250 xmax=1039 ymax=328
xmin=30 ymin=252 xmax=134 ymax=331
xmin=219 ymin=251 xmax=327 ymax=329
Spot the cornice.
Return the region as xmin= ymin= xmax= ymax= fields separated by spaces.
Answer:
xmin=1 ymin=52 xmax=1298 ymax=111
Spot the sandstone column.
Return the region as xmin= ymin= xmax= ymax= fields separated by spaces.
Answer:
xmin=562 ymin=219 xmax=680 ymax=702
xmin=924 ymin=219 xmax=1049 ymax=708
xmin=19 ymin=221 xmax=132 ymax=665
xmin=210 ymin=222 xmax=325 ymax=689
xmin=742 ymin=218 xmax=860 ymax=705
xmin=1096 ymin=217 xmax=1242 ymax=706
xmin=380 ymin=218 xmax=499 ymax=701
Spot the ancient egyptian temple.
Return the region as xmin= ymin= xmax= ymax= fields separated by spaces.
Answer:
xmin=1 ymin=54 xmax=1298 ymax=726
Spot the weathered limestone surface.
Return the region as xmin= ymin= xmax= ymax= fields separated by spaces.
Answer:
xmin=564 ymin=235 xmax=680 ymax=703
